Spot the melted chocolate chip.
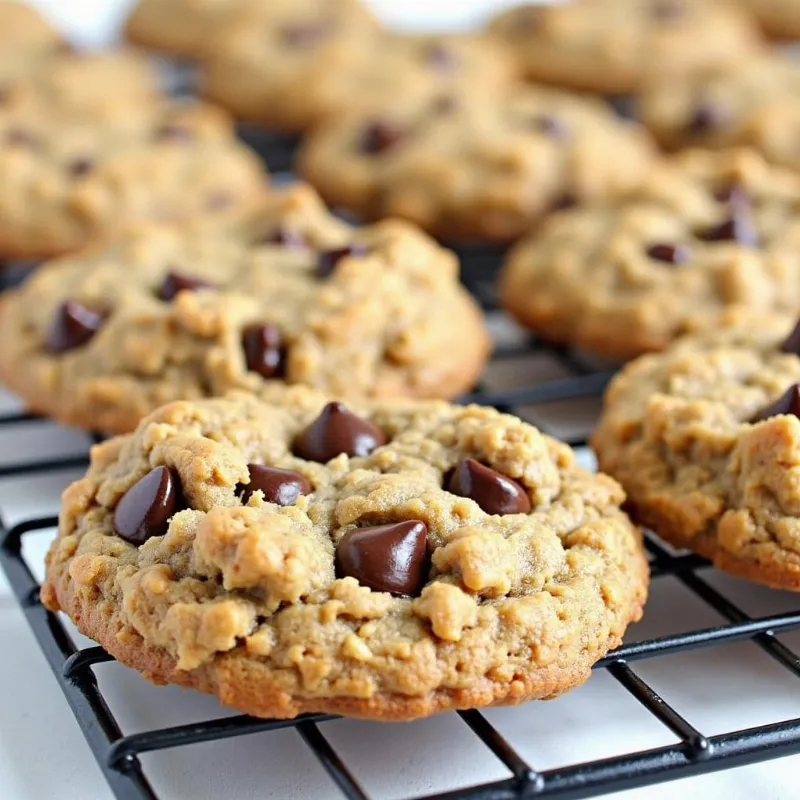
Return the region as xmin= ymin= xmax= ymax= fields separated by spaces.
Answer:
xmin=550 ymin=192 xmax=578 ymax=212
xmin=447 ymin=458 xmax=531 ymax=515
xmin=242 ymin=323 xmax=283 ymax=378
xmin=69 ymin=158 xmax=93 ymax=177
xmin=158 ymin=271 xmax=214 ymax=301
xmin=317 ymin=243 xmax=367 ymax=278
xmin=293 ymin=402 xmax=387 ymax=462
xmin=156 ymin=124 xmax=193 ymax=141
xmin=686 ymin=103 xmax=727 ymax=135
xmin=646 ymin=243 xmax=691 ymax=264
xmin=698 ymin=211 xmax=758 ymax=247
xmin=782 ymin=319 xmax=800 ymax=356
xmin=46 ymin=301 xmax=105 ymax=353
xmin=113 ymin=466 xmax=181 ymax=546
xmin=238 ymin=464 xmax=311 ymax=506
xmin=335 ymin=520 xmax=429 ymax=596
xmin=751 ymin=384 xmax=800 ymax=423
xmin=358 ymin=121 xmax=405 ymax=155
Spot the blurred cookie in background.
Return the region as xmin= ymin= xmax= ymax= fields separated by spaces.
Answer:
xmin=486 ymin=0 xmax=763 ymax=95
xmin=298 ymin=85 xmax=655 ymax=241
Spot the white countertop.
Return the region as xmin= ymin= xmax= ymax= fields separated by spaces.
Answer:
xmin=2 ymin=3 xmax=799 ymax=799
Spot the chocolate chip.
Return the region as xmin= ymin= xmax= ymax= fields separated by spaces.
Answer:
xmin=607 ymin=94 xmax=637 ymax=121
xmin=751 ymin=384 xmax=800 ymax=423
xmin=317 ymin=243 xmax=367 ymax=278
xmin=260 ymin=224 xmax=305 ymax=248
xmin=447 ymin=458 xmax=531 ymax=515
xmin=550 ymin=192 xmax=578 ymax=212
xmin=782 ymin=320 xmax=800 ymax=356
xmin=335 ymin=520 xmax=428 ymax=596
xmin=425 ymin=42 xmax=455 ymax=70
xmin=431 ymin=95 xmax=458 ymax=115
xmin=281 ymin=21 xmax=331 ymax=46
xmin=535 ymin=115 xmax=569 ymax=139
xmin=686 ymin=103 xmax=727 ymax=135
xmin=113 ymin=466 xmax=181 ymax=546
xmin=293 ymin=402 xmax=387 ymax=462
xmin=69 ymin=158 xmax=93 ymax=177
xmin=46 ymin=301 xmax=105 ymax=353
xmin=652 ymin=0 xmax=685 ymax=20
xmin=512 ymin=6 xmax=543 ymax=32
xmin=646 ymin=243 xmax=691 ymax=264
xmin=698 ymin=211 xmax=758 ymax=246
xmin=238 ymin=464 xmax=311 ymax=506
xmin=242 ymin=323 xmax=283 ymax=378
xmin=713 ymin=183 xmax=749 ymax=206
xmin=358 ymin=121 xmax=405 ymax=155
xmin=156 ymin=124 xmax=193 ymax=141
xmin=158 ymin=271 xmax=214 ymax=301
xmin=6 ymin=129 xmax=39 ymax=148
xmin=206 ymin=191 xmax=233 ymax=211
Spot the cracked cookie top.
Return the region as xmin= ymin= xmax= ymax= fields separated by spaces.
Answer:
xmin=42 ymin=387 xmax=647 ymax=720
xmin=0 ymin=183 xmax=489 ymax=433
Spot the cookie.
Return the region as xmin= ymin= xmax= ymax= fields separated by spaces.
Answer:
xmin=640 ymin=55 xmax=800 ymax=172
xmin=0 ymin=96 xmax=267 ymax=259
xmin=0 ymin=0 xmax=64 ymax=88
xmin=40 ymin=387 xmax=648 ymax=721
xmin=0 ymin=183 xmax=489 ymax=432
xmin=741 ymin=0 xmax=800 ymax=39
xmin=593 ymin=311 xmax=800 ymax=590
xmin=297 ymin=85 xmax=655 ymax=241
xmin=486 ymin=0 xmax=763 ymax=95
xmin=202 ymin=29 xmax=514 ymax=134
xmin=499 ymin=149 xmax=800 ymax=360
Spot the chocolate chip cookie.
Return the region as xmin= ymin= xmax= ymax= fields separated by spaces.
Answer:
xmin=202 ymin=18 xmax=511 ymax=134
xmin=499 ymin=149 xmax=800 ymax=360
xmin=741 ymin=0 xmax=800 ymax=39
xmin=0 ymin=183 xmax=489 ymax=432
xmin=640 ymin=55 xmax=800 ymax=172
xmin=0 ymin=0 xmax=64 ymax=89
xmin=41 ymin=387 xmax=648 ymax=720
xmin=486 ymin=0 xmax=763 ymax=94
xmin=297 ymin=85 xmax=655 ymax=241
xmin=593 ymin=311 xmax=800 ymax=590
xmin=0 ymin=96 xmax=267 ymax=259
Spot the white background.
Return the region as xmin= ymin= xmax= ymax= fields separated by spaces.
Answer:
xmin=1 ymin=2 xmax=799 ymax=800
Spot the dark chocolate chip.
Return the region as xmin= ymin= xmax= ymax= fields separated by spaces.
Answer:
xmin=550 ymin=192 xmax=578 ymax=212
xmin=358 ymin=121 xmax=405 ymax=155
xmin=46 ymin=301 xmax=105 ymax=353
xmin=156 ymin=124 xmax=193 ymax=141
xmin=534 ymin=115 xmax=569 ymax=140
xmin=281 ymin=21 xmax=331 ymax=46
xmin=607 ymin=94 xmax=637 ymax=121
xmin=242 ymin=323 xmax=283 ymax=378
xmin=713 ymin=183 xmax=749 ymax=206
xmin=158 ymin=271 xmax=214 ymax=301
xmin=69 ymin=158 xmax=93 ymax=177
xmin=6 ymin=129 xmax=39 ymax=148
xmin=447 ymin=458 xmax=531 ymax=515
xmin=335 ymin=520 xmax=428 ymax=596
xmin=698 ymin=211 xmax=758 ymax=246
xmin=238 ymin=464 xmax=311 ymax=506
xmin=751 ymin=384 xmax=800 ymax=423
xmin=431 ymin=95 xmax=458 ymax=115
xmin=317 ymin=242 xmax=367 ymax=278
xmin=260 ymin=224 xmax=305 ymax=248
xmin=686 ymin=102 xmax=727 ymax=135
xmin=782 ymin=320 xmax=800 ymax=356
xmin=651 ymin=0 xmax=685 ymax=20
xmin=293 ymin=401 xmax=387 ymax=462
xmin=646 ymin=243 xmax=691 ymax=264
xmin=113 ymin=466 xmax=181 ymax=546
xmin=425 ymin=42 xmax=455 ymax=70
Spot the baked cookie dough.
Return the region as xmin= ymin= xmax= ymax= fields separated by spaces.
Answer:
xmin=640 ymin=55 xmax=800 ymax=172
xmin=41 ymin=387 xmax=648 ymax=720
xmin=486 ymin=0 xmax=763 ymax=94
xmin=0 ymin=0 xmax=64 ymax=88
xmin=499 ymin=149 xmax=800 ymax=360
xmin=0 ymin=96 xmax=267 ymax=259
xmin=741 ymin=0 xmax=800 ymax=39
xmin=0 ymin=183 xmax=489 ymax=432
xmin=297 ymin=85 xmax=655 ymax=241
xmin=202 ymin=28 xmax=514 ymax=134
xmin=593 ymin=312 xmax=800 ymax=590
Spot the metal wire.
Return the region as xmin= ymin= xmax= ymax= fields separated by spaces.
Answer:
xmin=3 ymin=225 xmax=800 ymax=800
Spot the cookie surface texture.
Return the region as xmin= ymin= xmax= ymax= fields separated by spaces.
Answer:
xmin=593 ymin=312 xmax=800 ymax=589
xmin=499 ymin=149 xmax=800 ymax=359
xmin=41 ymin=388 xmax=648 ymax=720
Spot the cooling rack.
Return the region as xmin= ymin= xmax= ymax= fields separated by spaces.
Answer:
xmin=3 ymin=167 xmax=800 ymax=800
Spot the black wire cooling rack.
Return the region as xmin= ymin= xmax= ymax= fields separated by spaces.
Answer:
xmin=4 ymin=177 xmax=800 ymax=800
